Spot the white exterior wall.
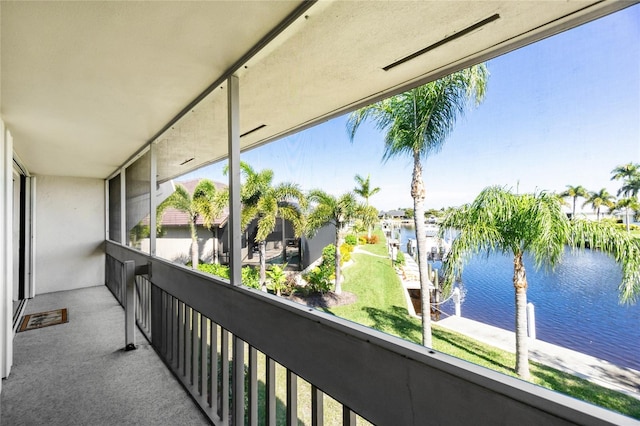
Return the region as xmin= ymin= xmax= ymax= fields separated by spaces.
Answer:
xmin=141 ymin=237 xmax=214 ymax=264
xmin=1 ymin=120 xmax=13 ymax=381
xmin=35 ymin=176 xmax=105 ymax=294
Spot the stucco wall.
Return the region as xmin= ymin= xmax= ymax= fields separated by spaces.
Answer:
xmin=35 ymin=176 xmax=105 ymax=294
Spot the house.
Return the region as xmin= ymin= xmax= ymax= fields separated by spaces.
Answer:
xmin=153 ymin=179 xmax=330 ymax=269
xmin=146 ymin=179 xmax=231 ymax=265
xmin=380 ymin=209 xmax=408 ymax=220
xmin=1 ymin=2 xmax=635 ymax=425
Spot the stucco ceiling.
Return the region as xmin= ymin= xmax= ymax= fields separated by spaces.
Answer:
xmin=1 ymin=1 xmax=636 ymax=180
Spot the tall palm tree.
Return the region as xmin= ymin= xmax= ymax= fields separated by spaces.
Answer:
xmin=354 ymin=174 xmax=381 ymax=238
xmin=560 ymin=184 xmax=588 ymax=219
xmin=157 ymin=179 xmax=218 ymax=269
xmin=307 ymin=190 xmax=358 ymax=295
xmin=610 ymin=162 xmax=640 ymax=182
xmin=347 ymin=64 xmax=489 ymax=347
xmin=611 ymin=164 xmax=640 ymax=214
xmin=238 ymin=163 xmax=305 ymax=286
xmin=618 ymin=176 xmax=640 ymax=200
xmin=582 ymin=188 xmax=616 ymax=221
xmin=440 ymin=186 xmax=640 ymax=379
xmin=193 ymin=180 xmax=229 ymax=264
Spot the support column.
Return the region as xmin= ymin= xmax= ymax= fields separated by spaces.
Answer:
xmin=227 ymin=75 xmax=241 ymax=287
xmin=120 ymin=167 xmax=127 ymax=245
xmin=1 ymin=124 xmax=13 ymax=379
xmin=150 ymin=143 xmax=157 ymax=256
xmin=28 ymin=176 xmax=36 ymax=299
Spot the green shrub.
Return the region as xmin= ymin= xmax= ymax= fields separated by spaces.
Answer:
xmin=266 ymin=264 xmax=288 ymax=296
xmin=198 ymin=263 xmax=230 ymax=279
xmin=395 ymin=250 xmax=406 ymax=266
xmin=241 ymin=266 xmax=260 ymax=289
xmin=345 ymin=234 xmax=358 ymax=246
xmin=303 ymin=266 xmax=333 ymax=294
xmin=321 ymin=244 xmax=336 ymax=268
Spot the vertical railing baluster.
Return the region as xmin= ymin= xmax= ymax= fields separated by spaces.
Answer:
xmin=171 ymin=297 xmax=178 ymax=368
xmin=342 ymin=407 xmax=356 ymax=426
xmin=248 ymin=346 xmax=258 ymax=426
xmin=192 ymin=309 xmax=199 ymax=390
xmin=220 ymin=328 xmax=229 ymax=425
xmin=200 ymin=316 xmax=208 ymax=405
xmin=266 ymin=356 xmax=276 ymax=426
xmin=286 ymin=369 xmax=297 ymax=426
xmin=178 ymin=301 xmax=185 ymax=374
xmin=312 ymin=385 xmax=324 ymax=426
xmin=233 ymin=336 xmax=245 ymax=425
xmin=209 ymin=321 xmax=218 ymax=414
xmin=161 ymin=292 xmax=168 ymax=357
xmin=184 ymin=305 xmax=192 ymax=381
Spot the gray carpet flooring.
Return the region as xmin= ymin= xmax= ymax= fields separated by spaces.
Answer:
xmin=1 ymin=285 xmax=210 ymax=425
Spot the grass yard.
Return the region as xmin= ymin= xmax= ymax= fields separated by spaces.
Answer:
xmin=324 ymin=232 xmax=640 ymax=420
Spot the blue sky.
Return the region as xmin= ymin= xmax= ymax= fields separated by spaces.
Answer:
xmin=190 ymin=6 xmax=639 ymax=211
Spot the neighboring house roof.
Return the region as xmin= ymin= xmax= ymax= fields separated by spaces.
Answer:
xmin=160 ymin=179 xmax=229 ymax=228
xmin=382 ymin=209 xmax=406 ymax=218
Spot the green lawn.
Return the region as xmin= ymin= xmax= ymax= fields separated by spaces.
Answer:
xmin=325 ymin=233 xmax=640 ymax=420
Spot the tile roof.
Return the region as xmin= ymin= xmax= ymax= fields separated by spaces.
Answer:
xmin=159 ymin=179 xmax=229 ymax=227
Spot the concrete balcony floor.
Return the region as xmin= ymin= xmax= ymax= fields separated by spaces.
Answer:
xmin=1 ymin=286 xmax=210 ymax=425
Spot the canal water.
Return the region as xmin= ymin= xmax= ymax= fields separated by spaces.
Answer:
xmin=397 ymin=225 xmax=640 ymax=370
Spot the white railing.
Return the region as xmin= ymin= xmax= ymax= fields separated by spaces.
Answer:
xmin=105 ymin=241 xmax=631 ymax=426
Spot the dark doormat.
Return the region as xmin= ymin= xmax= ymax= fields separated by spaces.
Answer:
xmin=19 ymin=308 xmax=68 ymax=332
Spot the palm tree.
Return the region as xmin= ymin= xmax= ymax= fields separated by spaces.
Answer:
xmin=618 ymin=176 xmax=640 ymax=200
xmin=611 ymin=164 xmax=640 ymax=216
xmin=353 ymin=174 xmax=380 ymax=238
xmin=610 ymin=162 xmax=640 ymax=182
xmin=347 ymin=64 xmax=489 ymax=347
xmin=307 ymin=190 xmax=358 ymax=295
xmin=613 ymin=197 xmax=640 ymax=232
xmin=582 ymin=188 xmax=616 ymax=220
xmin=192 ymin=180 xmax=229 ymax=264
xmin=440 ymin=186 xmax=640 ymax=379
xmin=157 ymin=180 xmax=218 ymax=269
xmin=560 ymin=184 xmax=588 ymax=219
xmin=238 ymin=163 xmax=305 ymax=286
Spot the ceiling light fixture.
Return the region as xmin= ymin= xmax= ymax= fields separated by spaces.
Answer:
xmin=383 ymin=13 xmax=501 ymax=71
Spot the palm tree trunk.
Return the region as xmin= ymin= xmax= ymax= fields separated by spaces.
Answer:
xmin=572 ymin=197 xmax=576 ymax=219
xmin=626 ymin=208 xmax=630 ymax=232
xmin=334 ymin=225 xmax=342 ymax=295
xmin=513 ymin=252 xmax=530 ymax=380
xmin=190 ymin=219 xmax=199 ymax=269
xmin=412 ymin=151 xmax=432 ymax=347
xmin=213 ymin=227 xmax=219 ymax=264
xmin=259 ymin=241 xmax=266 ymax=286
xmin=282 ymin=217 xmax=287 ymax=262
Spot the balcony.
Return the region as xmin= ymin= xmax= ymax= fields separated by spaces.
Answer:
xmin=2 ymin=2 xmax=638 ymax=425
xmin=4 ymin=240 xmax=629 ymax=425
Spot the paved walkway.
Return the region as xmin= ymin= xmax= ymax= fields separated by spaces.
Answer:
xmin=437 ymin=315 xmax=640 ymax=400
